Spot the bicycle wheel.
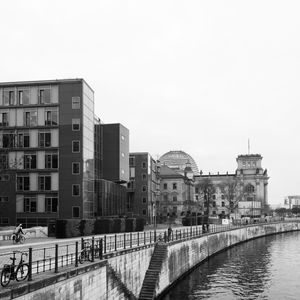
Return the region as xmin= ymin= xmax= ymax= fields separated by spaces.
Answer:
xmin=1 ymin=268 xmax=11 ymax=287
xmin=78 ymin=251 xmax=85 ymax=264
xmin=16 ymin=264 xmax=29 ymax=282
xmin=19 ymin=235 xmax=26 ymax=244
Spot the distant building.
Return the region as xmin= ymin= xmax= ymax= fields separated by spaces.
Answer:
xmin=128 ymin=152 xmax=159 ymax=224
xmin=284 ymin=196 xmax=300 ymax=209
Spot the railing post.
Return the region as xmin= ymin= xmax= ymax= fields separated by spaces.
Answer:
xmin=75 ymin=241 xmax=78 ymax=267
xmin=81 ymin=237 xmax=84 ymax=250
xmin=144 ymin=231 xmax=146 ymax=245
xmin=28 ymin=248 xmax=32 ymax=281
xmin=175 ymin=230 xmax=178 ymax=240
xmin=130 ymin=232 xmax=132 ymax=248
xmin=150 ymin=231 xmax=152 ymax=244
xmin=154 ymin=230 xmax=157 ymax=243
xmin=137 ymin=232 xmax=139 ymax=246
xmin=91 ymin=237 xmax=95 ymax=262
xmin=99 ymin=238 xmax=103 ymax=260
xmin=164 ymin=231 xmax=167 ymax=243
xmin=124 ymin=233 xmax=126 ymax=249
xmin=104 ymin=235 xmax=107 ymax=254
xmin=54 ymin=244 xmax=58 ymax=273
xmin=115 ymin=234 xmax=117 ymax=251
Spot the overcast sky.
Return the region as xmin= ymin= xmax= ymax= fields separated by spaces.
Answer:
xmin=1 ymin=0 xmax=300 ymax=205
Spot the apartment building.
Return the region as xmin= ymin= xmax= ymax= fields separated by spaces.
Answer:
xmin=0 ymin=79 xmax=96 ymax=227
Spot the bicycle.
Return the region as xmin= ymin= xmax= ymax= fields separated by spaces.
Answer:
xmin=12 ymin=232 xmax=26 ymax=244
xmin=1 ymin=251 xmax=29 ymax=287
xmin=78 ymin=241 xmax=93 ymax=264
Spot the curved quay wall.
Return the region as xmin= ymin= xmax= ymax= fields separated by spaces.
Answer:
xmin=155 ymin=222 xmax=300 ymax=298
xmin=7 ymin=222 xmax=300 ymax=300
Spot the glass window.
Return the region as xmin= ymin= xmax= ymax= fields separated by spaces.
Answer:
xmin=45 ymin=109 xmax=58 ymax=126
xmin=3 ymin=90 xmax=15 ymax=105
xmin=39 ymin=132 xmax=51 ymax=147
xmin=72 ymin=97 xmax=80 ymax=109
xmin=17 ymin=175 xmax=30 ymax=191
xmin=0 ymin=112 xmax=8 ymax=127
xmin=39 ymin=88 xmax=51 ymax=104
xmin=142 ymin=209 xmax=146 ymax=215
xmin=18 ymin=132 xmax=30 ymax=148
xmin=222 ymin=201 xmax=225 ymax=207
xmin=24 ymin=197 xmax=37 ymax=213
xmin=163 ymin=194 xmax=168 ymax=201
xmin=24 ymin=154 xmax=37 ymax=169
xmin=72 ymin=206 xmax=80 ymax=218
xmin=24 ymin=111 xmax=37 ymax=126
xmin=129 ymin=157 xmax=135 ymax=166
xmin=2 ymin=133 xmax=15 ymax=148
xmin=72 ymin=140 xmax=80 ymax=152
xmin=0 ymin=197 xmax=8 ymax=202
xmin=142 ymin=197 xmax=146 ymax=203
xmin=18 ymin=89 xmax=29 ymax=105
xmin=72 ymin=184 xmax=80 ymax=196
xmin=142 ymin=162 xmax=147 ymax=169
xmin=163 ymin=183 xmax=167 ymax=189
xmin=72 ymin=119 xmax=80 ymax=131
xmin=38 ymin=175 xmax=51 ymax=191
xmin=72 ymin=162 xmax=80 ymax=174
xmin=173 ymin=196 xmax=177 ymax=202
xmin=0 ymin=154 xmax=8 ymax=169
xmin=142 ymin=173 xmax=147 ymax=180
xmin=45 ymin=153 xmax=58 ymax=169
xmin=173 ymin=183 xmax=177 ymax=190
xmin=45 ymin=197 xmax=58 ymax=213
xmin=0 ymin=174 xmax=10 ymax=181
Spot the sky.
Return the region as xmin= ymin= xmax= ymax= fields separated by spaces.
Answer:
xmin=1 ymin=0 xmax=300 ymax=206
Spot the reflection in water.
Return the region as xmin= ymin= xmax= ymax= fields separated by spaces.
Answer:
xmin=162 ymin=232 xmax=300 ymax=300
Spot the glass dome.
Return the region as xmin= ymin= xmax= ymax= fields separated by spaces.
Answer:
xmin=159 ymin=150 xmax=199 ymax=175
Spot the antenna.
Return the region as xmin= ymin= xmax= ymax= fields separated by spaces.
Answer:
xmin=248 ymin=138 xmax=250 ymax=154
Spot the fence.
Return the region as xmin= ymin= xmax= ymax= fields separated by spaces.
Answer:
xmin=0 ymin=219 xmax=298 ymax=287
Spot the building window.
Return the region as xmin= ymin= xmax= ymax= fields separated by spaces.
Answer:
xmin=142 ymin=186 xmax=147 ymax=192
xmin=72 ymin=141 xmax=80 ymax=153
xmin=173 ymin=183 xmax=177 ymax=190
xmin=72 ymin=184 xmax=80 ymax=196
xmin=222 ymin=201 xmax=225 ymax=207
xmin=195 ymin=195 xmax=199 ymax=200
xmin=24 ymin=197 xmax=37 ymax=212
xmin=45 ymin=197 xmax=58 ymax=213
xmin=0 ymin=217 xmax=9 ymax=224
xmin=0 ymin=112 xmax=8 ymax=127
xmin=0 ymin=174 xmax=10 ymax=181
xmin=24 ymin=111 xmax=37 ymax=126
xmin=195 ymin=187 xmax=199 ymax=194
xmin=39 ymin=132 xmax=51 ymax=147
xmin=142 ymin=174 xmax=147 ymax=180
xmin=221 ymin=194 xmax=225 ymax=200
xmin=45 ymin=109 xmax=58 ymax=126
xmin=39 ymin=175 xmax=51 ymax=191
xmin=0 ymin=154 xmax=8 ymax=170
xmin=129 ymin=157 xmax=135 ymax=166
xmin=45 ymin=153 xmax=58 ymax=169
xmin=142 ymin=197 xmax=146 ymax=203
xmin=17 ymin=175 xmax=30 ymax=191
xmin=247 ymin=197 xmax=254 ymax=202
xmin=72 ymin=206 xmax=80 ymax=218
xmin=163 ymin=183 xmax=167 ymax=190
xmin=212 ymin=194 xmax=216 ymax=200
xmin=245 ymin=184 xmax=255 ymax=193
xmin=142 ymin=162 xmax=146 ymax=169
xmin=222 ymin=211 xmax=225 ymax=215
xmin=173 ymin=196 xmax=177 ymax=202
xmin=0 ymin=197 xmax=8 ymax=202
xmin=18 ymin=132 xmax=30 ymax=148
xmin=142 ymin=209 xmax=146 ymax=215
xmin=3 ymin=90 xmax=15 ymax=105
xmin=72 ymin=119 xmax=80 ymax=131
xmin=18 ymin=89 xmax=30 ymax=105
xmin=163 ymin=194 xmax=168 ymax=201
xmin=72 ymin=97 xmax=80 ymax=109
xmin=2 ymin=133 xmax=15 ymax=148
xmin=39 ymin=88 xmax=51 ymax=104
xmin=24 ymin=154 xmax=37 ymax=169
xmin=213 ymin=211 xmax=216 ymax=215
xmin=72 ymin=162 xmax=80 ymax=174
xmin=213 ymin=201 xmax=216 ymax=207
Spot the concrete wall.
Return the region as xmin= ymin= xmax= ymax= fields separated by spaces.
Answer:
xmin=155 ymin=222 xmax=300 ymax=298
xmin=6 ymin=222 xmax=299 ymax=300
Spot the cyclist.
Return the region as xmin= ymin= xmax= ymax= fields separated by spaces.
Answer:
xmin=14 ymin=224 xmax=24 ymax=242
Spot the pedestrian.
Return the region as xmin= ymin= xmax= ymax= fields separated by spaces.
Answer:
xmin=167 ymin=226 xmax=173 ymax=241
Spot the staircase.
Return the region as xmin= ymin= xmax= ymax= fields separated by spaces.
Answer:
xmin=138 ymin=242 xmax=168 ymax=300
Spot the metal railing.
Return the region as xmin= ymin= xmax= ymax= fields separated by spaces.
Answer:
xmin=0 ymin=219 xmax=299 ymax=287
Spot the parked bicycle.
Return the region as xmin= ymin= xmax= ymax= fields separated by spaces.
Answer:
xmin=1 ymin=251 xmax=29 ymax=287
xmin=78 ymin=241 xmax=93 ymax=264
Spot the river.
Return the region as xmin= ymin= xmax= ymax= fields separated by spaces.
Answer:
xmin=162 ymin=231 xmax=300 ymax=300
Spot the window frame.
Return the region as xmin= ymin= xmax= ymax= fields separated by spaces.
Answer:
xmin=72 ymin=162 xmax=80 ymax=175
xmin=72 ymin=184 xmax=80 ymax=196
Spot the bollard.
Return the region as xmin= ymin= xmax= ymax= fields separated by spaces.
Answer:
xmin=91 ymin=237 xmax=95 ymax=262
xmin=28 ymin=248 xmax=32 ymax=281
xmin=75 ymin=242 xmax=78 ymax=267
xmin=54 ymin=244 xmax=58 ymax=273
